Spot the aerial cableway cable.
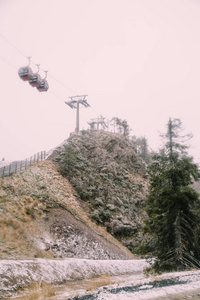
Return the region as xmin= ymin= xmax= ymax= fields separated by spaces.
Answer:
xmin=0 ymin=33 xmax=76 ymax=95
xmin=0 ymin=55 xmax=17 ymax=70
xmin=0 ymin=33 xmax=106 ymax=122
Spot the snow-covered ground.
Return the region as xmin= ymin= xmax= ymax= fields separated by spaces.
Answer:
xmin=1 ymin=258 xmax=200 ymax=300
xmin=0 ymin=258 xmax=149 ymax=298
xmin=90 ymin=270 xmax=200 ymax=300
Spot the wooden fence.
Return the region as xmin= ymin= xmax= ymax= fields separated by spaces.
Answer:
xmin=0 ymin=151 xmax=46 ymax=177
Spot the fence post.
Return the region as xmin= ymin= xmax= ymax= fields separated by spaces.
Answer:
xmin=2 ymin=166 xmax=5 ymax=177
xmin=9 ymin=163 xmax=12 ymax=176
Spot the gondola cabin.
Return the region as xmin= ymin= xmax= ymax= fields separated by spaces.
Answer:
xmin=18 ymin=66 xmax=33 ymax=81
xmin=37 ymin=78 xmax=49 ymax=92
xmin=29 ymin=72 xmax=42 ymax=88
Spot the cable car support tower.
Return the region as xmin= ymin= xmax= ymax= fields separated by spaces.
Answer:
xmin=88 ymin=116 xmax=108 ymax=131
xmin=65 ymin=95 xmax=90 ymax=134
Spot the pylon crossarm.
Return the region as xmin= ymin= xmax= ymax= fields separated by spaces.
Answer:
xmin=80 ymin=100 xmax=90 ymax=107
xmin=65 ymin=101 xmax=76 ymax=109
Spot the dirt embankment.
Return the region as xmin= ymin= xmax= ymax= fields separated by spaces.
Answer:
xmin=0 ymin=160 xmax=134 ymax=260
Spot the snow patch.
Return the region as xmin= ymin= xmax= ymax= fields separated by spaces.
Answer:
xmin=94 ymin=269 xmax=200 ymax=300
xmin=0 ymin=258 xmax=149 ymax=296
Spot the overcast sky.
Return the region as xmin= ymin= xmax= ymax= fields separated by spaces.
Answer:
xmin=1 ymin=0 xmax=200 ymax=163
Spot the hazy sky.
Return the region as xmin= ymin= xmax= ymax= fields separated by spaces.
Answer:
xmin=1 ymin=0 xmax=200 ymax=162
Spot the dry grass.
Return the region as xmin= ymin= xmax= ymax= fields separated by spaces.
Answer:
xmin=11 ymin=276 xmax=112 ymax=300
xmin=0 ymin=160 xmax=134 ymax=260
xmin=0 ymin=219 xmax=53 ymax=259
xmin=15 ymin=281 xmax=56 ymax=300
xmin=10 ymin=275 xmax=121 ymax=300
xmin=51 ymin=275 xmax=115 ymax=299
xmin=87 ymin=274 xmax=113 ymax=291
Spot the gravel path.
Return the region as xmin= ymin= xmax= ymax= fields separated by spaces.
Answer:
xmin=63 ymin=270 xmax=200 ymax=300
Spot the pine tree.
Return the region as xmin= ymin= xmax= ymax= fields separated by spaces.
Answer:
xmin=145 ymin=118 xmax=200 ymax=271
xmin=132 ymin=136 xmax=151 ymax=164
xmin=59 ymin=143 xmax=78 ymax=178
xmin=112 ymin=117 xmax=130 ymax=136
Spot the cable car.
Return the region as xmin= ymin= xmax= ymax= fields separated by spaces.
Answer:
xmin=29 ymin=72 xmax=42 ymax=87
xmin=18 ymin=65 xmax=33 ymax=81
xmin=28 ymin=64 xmax=42 ymax=87
xmin=37 ymin=78 xmax=49 ymax=92
xmin=18 ymin=57 xmax=33 ymax=81
xmin=37 ymin=71 xmax=49 ymax=92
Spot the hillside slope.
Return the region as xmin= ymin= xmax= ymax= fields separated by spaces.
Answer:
xmin=0 ymin=160 xmax=134 ymax=260
xmin=51 ymin=130 xmax=149 ymax=252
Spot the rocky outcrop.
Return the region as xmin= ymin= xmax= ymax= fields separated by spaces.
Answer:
xmin=51 ymin=130 xmax=149 ymax=252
